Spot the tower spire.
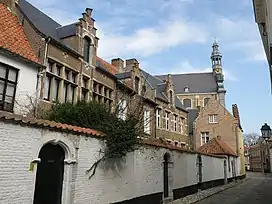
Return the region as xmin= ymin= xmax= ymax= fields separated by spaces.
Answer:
xmin=211 ymin=38 xmax=222 ymax=74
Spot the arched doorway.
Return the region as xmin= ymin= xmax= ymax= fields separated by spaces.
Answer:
xmin=33 ymin=143 xmax=65 ymax=204
xmin=163 ymin=153 xmax=170 ymax=198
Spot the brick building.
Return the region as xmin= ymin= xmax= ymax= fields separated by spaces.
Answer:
xmin=0 ymin=0 xmax=189 ymax=146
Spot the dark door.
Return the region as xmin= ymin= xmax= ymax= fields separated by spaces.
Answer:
xmin=33 ymin=143 xmax=65 ymax=204
xmin=197 ymin=155 xmax=202 ymax=183
xmin=163 ymin=153 xmax=169 ymax=198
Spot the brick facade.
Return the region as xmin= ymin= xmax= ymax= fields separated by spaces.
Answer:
xmin=194 ymin=98 xmax=239 ymax=153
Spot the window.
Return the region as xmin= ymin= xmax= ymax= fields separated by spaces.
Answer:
xmin=63 ymin=83 xmax=68 ymax=103
xmin=156 ymin=108 xmax=161 ymax=128
xmin=118 ymin=99 xmax=127 ymax=120
xmin=173 ymin=114 xmax=177 ymax=132
xmin=47 ymin=61 xmax=53 ymax=72
xmin=169 ymin=90 xmax=173 ymax=104
xmin=52 ymin=78 xmax=60 ymax=102
xmin=64 ymin=69 xmax=69 ymax=80
xmin=0 ymin=63 xmax=18 ymax=112
xmin=71 ymin=72 xmax=77 ymax=83
xmin=55 ymin=64 xmax=61 ymax=76
xmin=143 ymin=109 xmax=151 ymax=134
xmin=204 ymin=98 xmax=210 ymax=106
xmin=200 ymin=132 xmax=209 ymax=146
xmin=165 ymin=111 xmax=170 ymax=130
xmin=134 ymin=76 xmax=140 ymax=93
xmin=81 ymin=77 xmax=89 ymax=101
xmin=84 ymin=37 xmax=91 ymax=63
xmin=208 ymin=114 xmax=217 ymax=123
xmin=69 ymin=86 xmax=76 ymax=103
xmin=179 ymin=117 xmax=184 ymax=133
xmin=183 ymin=98 xmax=191 ymax=109
xmin=43 ymin=75 xmax=52 ymax=100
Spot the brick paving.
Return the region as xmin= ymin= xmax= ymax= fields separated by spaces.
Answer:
xmin=171 ymin=172 xmax=272 ymax=204
xmin=195 ymin=172 xmax=272 ymax=204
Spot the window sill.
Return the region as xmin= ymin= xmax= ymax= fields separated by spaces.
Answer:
xmin=208 ymin=122 xmax=218 ymax=124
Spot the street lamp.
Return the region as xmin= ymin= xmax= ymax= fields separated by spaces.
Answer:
xmin=261 ymin=123 xmax=271 ymax=140
xmin=261 ymin=123 xmax=272 ymax=173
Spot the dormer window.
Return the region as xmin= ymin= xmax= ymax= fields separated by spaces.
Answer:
xmin=134 ymin=76 xmax=140 ymax=93
xmin=184 ymin=86 xmax=189 ymax=92
xmin=83 ymin=37 xmax=91 ymax=63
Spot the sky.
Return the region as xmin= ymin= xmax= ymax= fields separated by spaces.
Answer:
xmin=27 ymin=0 xmax=272 ymax=135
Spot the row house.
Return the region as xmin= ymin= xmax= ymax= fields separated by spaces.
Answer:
xmin=0 ymin=2 xmax=43 ymax=115
xmin=0 ymin=0 xmax=190 ymax=147
xmin=114 ymin=58 xmax=189 ymax=146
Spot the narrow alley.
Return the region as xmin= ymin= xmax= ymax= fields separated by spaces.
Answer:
xmin=195 ymin=172 xmax=272 ymax=204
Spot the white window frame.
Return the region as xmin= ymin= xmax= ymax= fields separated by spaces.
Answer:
xmin=143 ymin=109 xmax=151 ymax=134
xmin=165 ymin=111 xmax=170 ymax=130
xmin=156 ymin=108 xmax=161 ymax=128
xmin=118 ymin=99 xmax=127 ymax=120
xmin=208 ymin=114 xmax=217 ymax=123
xmin=200 ymin=132 xmax=209 ymax=146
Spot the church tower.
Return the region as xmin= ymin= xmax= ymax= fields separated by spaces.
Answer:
xmin=211 ymin=39 xmax=226 ymax=107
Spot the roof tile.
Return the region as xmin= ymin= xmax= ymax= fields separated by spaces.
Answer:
xmin=96 ymin=56 xmax=118 ymax=75
xmin=0 ymin=111 xmax=103 ymax=137
xmin=197 ymin=137 xmax=237 ymax=157
xmin=0 ymin=3 xmax=40 ymax=64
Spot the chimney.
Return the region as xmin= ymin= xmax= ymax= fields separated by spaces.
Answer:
xmin=126 ymin=58 xmax=138 ymax=68
xmin=111 ymin=58 xmax=124 ymax=73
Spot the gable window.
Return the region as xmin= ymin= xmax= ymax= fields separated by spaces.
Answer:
xmin=134 ymin=76 xmax=140 ymax=93
xmin=118 ymin=99 xmax=127 ymax=120
xmin=200 ymin=132 xmax=209 ymax=146
xmin=183 ymin=98 xmax=191 ymax=109
xmin=165 ymin=111 xmax=170 ymax=130
xmin=208 ymin=114 xmax=217 ymax=123
xmin=143 ymin=109 xmax=151 ymax=134
xmin=84 ymin=37 xmax=91 ymax=63
xmin=0 ymin=63 xmax=18 ymax=112
xmin=204 ymin=97 xmax=210 ymax=106
xmin=169 ymin=90 xmax=173 ymax=104
xmin=156 ymin=108 xmax=162 ymax=128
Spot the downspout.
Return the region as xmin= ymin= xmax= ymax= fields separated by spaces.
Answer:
xmin=34 ymin=37 xmax=51 ymax=117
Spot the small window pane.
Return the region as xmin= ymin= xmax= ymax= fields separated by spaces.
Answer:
xmin=8 ymin=69 xmax=17 ymax=82
xmin=0 ymin=80 xmax=4 ymax=95
xmin=6 ymin=83 xmax=15 ymax=98
xmin=0 ymin=65 xmax=6 ymax=77
xmin=65 ymin=70 xmax=69 ymax=80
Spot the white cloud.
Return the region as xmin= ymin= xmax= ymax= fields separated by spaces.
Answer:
xmin=214 ymin=17 xmax=266 ymax=62
xmin=97 ymin=20 xmax=209 ymax=58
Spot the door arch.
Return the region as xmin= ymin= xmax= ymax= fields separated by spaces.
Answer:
xmin=33 ymin=143 xmax=65 ymax=204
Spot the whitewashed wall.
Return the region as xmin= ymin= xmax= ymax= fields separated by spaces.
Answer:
xmin=0 ymin=120 xmax=238 ymax=204
xmin=0 ymin=53 xmax=39 ymax=114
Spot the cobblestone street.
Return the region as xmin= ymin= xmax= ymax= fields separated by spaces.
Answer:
xmin=195 ymin=172 xmax=272 ymax=204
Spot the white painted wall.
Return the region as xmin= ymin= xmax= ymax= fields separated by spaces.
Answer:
xmin=201 ymin=155 xmax=224 ymax=182
xmin=0 ymin=53 xmax=39 ymax=114
xmin=0 ymin=121 xmax=239 ymax=204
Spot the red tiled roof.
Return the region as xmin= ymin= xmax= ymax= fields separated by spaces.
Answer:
xmin=197 ymin=138 xmax=237 ymax=157
xmin=0 ymin=111 xmax=103 ymax=137
xmin=96 ymin=56 xmax=118 ymax=75
xmin=0 ymin=3 xmax=40 ymax=64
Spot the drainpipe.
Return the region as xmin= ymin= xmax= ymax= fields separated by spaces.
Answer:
xmin=34 ymin=37 xmax=51 ymax=117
